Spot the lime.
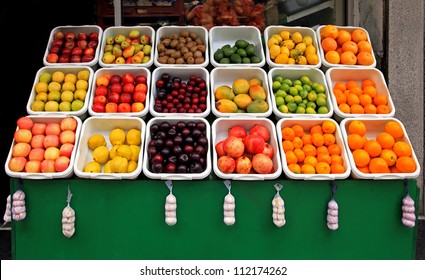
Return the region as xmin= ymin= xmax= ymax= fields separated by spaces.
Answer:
xmin=275 ymin=89 xmax=287 ymax=98
xmin=317 ymin=93 xmax=327 ymax=100
xmin=311 ymin=82 xmax=319 ymax=90
xmin=273 ymin=75 xmax=284 ymax=83
xmin=315 ymin=84 xmax=326 ymax=93
xmin=317 ymin=106 xmax=329 ymax=114
xmin=279 ymin=83 xmax=290 ymax=92
xmin=294 ymin=84 xmax=303 ymax=92
xmin=272 ymin=81 xmax=282 ymax=91
xmin=306 ymin=101 xmax=317 ymax=109
xmin=298 ymin=102 xmax=306 ymax=109
xmin=275 ymin=96 xmax=285 ymax=106
xmin=303 ymin=84 xmax=312 ymax=92
xmin=296 ymin=106 xmax=306 ymax=114
xmin=293 ymin=79 xmax=302 ymax=86
xmin=306 ymin=107 xmax=316 ymax=114
xmin=287 ymin=102 xmax=297 ymax=113
xmin=293 ymin=95 xmax=303 ymax=104
xmin=278 ymin=104 xmax=289 ymax=113
xmin=316 ymin=96 xmax=327 ymax=107
xmin=300 ymin=75 xmax=311 ymax=85
xmin=283 ymin=79 xmax=293 ymax=86
xmin=285 ymin=95 xmax=294 ymax=103
xmin=299 ymin=89 xmax=308 ymax=99
xmin=289 ymin=87 xmax=298 ymax=96
xmin=307 ymin=91 xmax=317 ymax=102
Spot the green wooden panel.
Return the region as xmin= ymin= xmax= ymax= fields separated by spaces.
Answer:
xmin=10 ymin=178 xmax=418 ymax=260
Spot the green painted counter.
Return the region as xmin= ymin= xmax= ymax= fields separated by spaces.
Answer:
xmin=10 ymin=178 xmax=419 ymax=260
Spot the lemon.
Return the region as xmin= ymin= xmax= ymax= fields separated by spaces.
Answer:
xmin=126 ymin=128 xmax=141 ymax=145
xmin=110 ymin=156 xmax=128 ymax=173
xmin=127 ymin=160 xmax=138 ymax=173
xmin=104 ymin=160 xmax=112 ymax=173
xmin=84 ymin=161 xmax=101 ymax=173
xmin=117 ymin=144 xmax=132 ymax=161
xmin=88 ymin=134 xmax=106 ymax=150
xmin=129 ymin=145 xmax=141 ymax=161
xmin=109 ymin=145 xmax=120 ymax=159
xmin=92 ymin=145 xmax=110 ymax=164
xmin=110 ymin=128 xmax=126 ymax=145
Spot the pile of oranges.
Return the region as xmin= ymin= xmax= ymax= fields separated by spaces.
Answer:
xmin=281 ymin=120 xmax=346 ymax=175
xmin=319 ymin=24 xmax=374 ymax=66
xmin=333 ymin=79 xmax=391 ymax=115
xmin=346 ymin=120 xmax=416 ymax=174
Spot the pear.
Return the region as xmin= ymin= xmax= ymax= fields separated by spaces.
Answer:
xmin=142 ymin=45 xmax=152 ymax=56
xmin=115 ymin=57 xmax=125 ymax=64
xmin=106 ymin=36 xmax=115 ymax=45
xmin=102 ymin=52 xmax=115 ymax=64
xmin=104 ymin=44 xmax=113 ymax=53
xmin=131 ymin=56 xmax=142 ymax=64
xmin=133 ymin=51 xmax=145 ymax=59
xmin=123 ymin=45 xmax=135 ymax=58
xmin=114 ymin=34 xmax=126 ymax=44
xmin=112 ymin=44 xmax=123 ymax=57
xmin=134 ymin=44 xmax=143 ymax=53
xmin=128 ymin=30 xmax=140 ymax=39
xmin=121 ymin=40 xmax=131 ymax=49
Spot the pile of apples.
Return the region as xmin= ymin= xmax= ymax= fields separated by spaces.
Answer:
xmin=92 ymin=73 xmax=148 ymax=113
xmin=215 ymin=124 xmax=275 ymax=174
xmin=46 ymin=30 xmax=99 ymax=64
xmin=8 ymin=116 xmax=79 ymax=173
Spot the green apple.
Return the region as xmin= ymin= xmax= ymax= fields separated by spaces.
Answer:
xmin=45 ymin=100 xmax=59 ymax=112
xmin=71 ymin=99 xmax=84 ymax=111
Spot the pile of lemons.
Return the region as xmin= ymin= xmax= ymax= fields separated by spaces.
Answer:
xmin=84 ymin=128 xmax=142 ymax=173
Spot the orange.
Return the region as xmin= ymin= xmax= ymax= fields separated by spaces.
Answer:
xmin=328 ymin=144 xmax=341 ymax=156
xmin=301 ymin=164 xmax=316 ymax=174
xmin=316 ymin=162 xmax=331 ymax=174
xmin=341 ymin=40 xmax=359 ymax=55
xmin=322 ymin=120 xmax=336 ymax=134
xmin=323 ymin=133 xmax=336 ymax=146
xmin=377 ymin=104 xmax=390 ymax=114
xmin=336 ymin=30 xmax=352 ymax=46
xmin=352 ymin=148 xmax=370 ymax=167
xmin=345 ymin=80 xmax=359 ymax=90
xmin=361 ymin=79 xmax=376 ymax=89
xmin=359 ymin=94 xmax=372 ymax=106
xmin=304 ymin=155 xmax=318 ymax=167
xmin=321 ymin=37 xmax=338 ymax=52
xmin=395 ymin=156 xmax=416 ymax=173
xmin=350 ymin=104 xmax=365 ymax=114
xmin=301 ymin=134 xmax=312 ymax=145
xmin=363 ymin=85 xmax=377 ymax=98
xmin=351 ymin=29 xmax=368 ymax=43
xmin=316 ymin=146 xmax=329 ymax=155
xmin=291 ymin=124 xmax=305 ymax=137
xmin=293 ymin=148 xmax=305 ymax=163
xmin=376 ymin=132 xmax=395 ymax=149
xmin=384 ymin=120 xmax=404 ymax=139
xmin=349 ymin=86 xmax=363 ymax=96
xmin=285 ymin=150 xmax=298 ymax=164
xmin=357 ymin=40 xmax=372 ymax=53
xmin=348 ymin=120 xmax=367 ymax=136
xmin=302 ymin=144 xmax=317 ymax=157
xmin=291 ymin=137 xmax=304 ymax=149
xmin=364 ymin=104 xmax=377 ymax=114
xmin=317 ymin=153 xmax=332 ymax=164
xmin=310 ymin=125 xmax=323 ymax=135
xmin=340 ymin=51 xmax=357 ymax=65
xmin=380 ymin=149 xmax=397 ymax=167
xmin=357 ymin=51 xmax=374 ymax=65
xmin=336 ymin=47 xmax=343 ymax=56
xmin=347 ymin=93 xmax=360 ymax=106
xmin=334 ymin=81 xmax=346 ymax=92
xmin=282 ymin=127 xmax=295 ymax=141
xmin=288 ymin=163 xmax=301 ymax=174
xmin=338 ymin=103 xmax=351 ymax=113
xmin=311 ymin=133 xmax=325 ymax=147
xmin=363 ymin=139 xmax=382 ymax=158
xmin=347 ymin=134 xmax=365 ymax=150
xmin=325 ymin=50 xmax=340 ymax=64
xmin=334 ymin=91 xmax=347 ymax=105
xmin=392 ymin=141 xmax=412 ymax=157
xmin=357 ymin=165 xmax=370 ymax=173
xmin=331 ymin=154 xmax=343 ymax=165
xmin=369 ymin=157 xmax=390 ymax=173
xmin=330 ymin=162 xmax=345 ymax=174
xmin=321 ymin=24 xmax=339 ymax=40
xmin=282 ymin=140 xmax=294 ymax=152
xmin=390 ymin=166 xmax=400 ymax=173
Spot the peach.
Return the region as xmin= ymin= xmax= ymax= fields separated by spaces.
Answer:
xmin=8 ymin=157 xmax=27 ymax=172
xmin=131 ymin=102 xmax=145 ymax=112
xmin=14 ymin=129 xmax=32 ymax=143
xmin=249 ymin=124 xmax=270 ymax=142
xmin=228 ymin=125 xmax=247 ymax=139
xmin=28 ymin=148 xmax=45 ymax=161
xmin=44 ymin=134 xmax=60 ymax=148
xmin=217 ymin=155 xmax=236 ymax=174
xmin=60 ymin=117 xmax=78 ymax=132
xmin=40 ymin=159 xmax=55 ymax=173
xmin=31 ymin=134 xmax=46 ymax=149
xmin=59 ymin=130 xmax=76 ymax=144
xmin=235 ymin=156 xmax=252 ymax=174
xmin=25 ymin=160 xmax=42 ymax=173
xmin=45 ymin=123 xmax=61 ymax=136
xmin=60 ymin=143 xmax=74 ymax=158
xmin=262 ymin=143 xmax=274 ymax=159
xmin=17 ymin=116 xmax=33 ymax=130
xmin=243 ymin=134 xmax=265 ymax=155
xmin=223 ymin=136 xmax=245 ymax=158
xmin=31 ymin=123 xmax=47 ymax=135
xmin=215 ymin=140 xmax=226 ymax=157
xmin=54 ymin=156 xmax=70 ymax=172
xmin=252 ymin=153 xmax=273 ymax=174
xmin=44 ymin=146 xmax=60 ymax=160
xmin=12 ymin=142 xmax=31 ymax=157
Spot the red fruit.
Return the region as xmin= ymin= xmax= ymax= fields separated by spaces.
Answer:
xmin=118 ymin=103 xmax=131 ymax=113
xmin=251 ymin=153 xmax=273 ymax=174
xmin=92 ymin=103 xmax=105 ymax=113
xmin=109 ymin=83 xmax=123 ymax=94
xmin=228 ymin=125 xmax=247 ymax=139
xmin=261 ymin=143 xmax=274 ymax=159
xmin=122 ymin=73 xmax=135 ymax=84
xmin=249 ymin=124 xmax=270 ymax=142
xmin=223 ymin=136 xmax=245 ymax=158
xmin=235 ymin=156 xmax=252 ymax=174
xmin=217 ymin=155 xmax=236 ymax=174
xmin=95 ymin=85 xmax=108 ymax=96
xmin=94 ymin=95 xmax=107 ymax=105
xmin=135 ymin=75 xmax=147 ymax=84
xmin=122 ymin=83 xmax=135 ymax=93
xmin=243 ymin=134 xmax=265 ymax=155
xmin=215 ymin=140 xmax=226 ymax=157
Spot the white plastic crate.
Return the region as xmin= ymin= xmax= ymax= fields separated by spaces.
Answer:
xmin=325 ymin=67 xmax=395 ymax=122
xmin=99 ymin=25 xmax=155 ymax=68
xmin=209 ymin=26 xmax=265 ymax=68
xmin=212 ymin=117 xmax=282 ymax=180
xmin=73 ymin=116 xmax=146 ymax=180
xmin=268 ymin=67 xmax=333 ymax=119
xmin=154 ymin=25 xmax=209 ymax=68
xmin=149 ymin=67 xmax=210 ymax=118
xmin=264 ymin=25 xmax=322 ymax=69
xmin=276 ymin=118 xmax=351 ymax=180
xmin=5 ymin=115 xmax=82 ymax=179
xmin=210 ymin=67 xmax=272 ymax=118
xmin=142 ymin=117 xmax=212 ymax=180
xmin=26 ymin=65 xmax=94 ymax=120
xmin=88 ymin=67 xmax=151 ymax=119
xmin=340 ymin=117 xmax=420 ymax=179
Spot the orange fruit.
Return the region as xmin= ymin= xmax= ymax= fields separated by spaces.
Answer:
xmin=361 ymin=79 xmax=375 ymax=89
xmin=351 ymin=29 xmax=368 ymax=43
xmin=390 ymin=166 xmax=400 ymax=173
xmin=325 ymin=50 xmax=340 ymax=64
xmin=362 ymin=86 xmax=377 ymax=99
xmin=321 ymin=37 xmax=338 ymax=52
xmin=285 ymin=150 xmax=298 ymax=164
xmin=282 ymin=127 xmax=295 ymax=141
xmin=336 ymin=47 xmax=343 ymax=56
xmin=345 ymin=80 xmax=359 ymax=90
xmin=310 ymin=125 xmax=323 ymax=135
xmin=347 ymin=134 xmax=365 ymax=150
xmin=357 ymin=165 xmax=370 ymax=173
xmin=369 ymin=157 xmax=390 ymax=173
xmin=292 ymin=136 xmax=304 ymax=149
xmin=321 ymin=24 xmax=339 ymax=40
xmin=376 ymin=132 xmax=395 ymax=149
xmin=347 ymin=93 xmax=360 ymax=106
xmin=352 ymin=148 xmax=370 ymax=167
xmin=288 ymin=163 xmax=301 ymax=174
xmin=359 ymin=93 xmax=372 ymax=106
xmin=384 ymin=120 xmax=404 ymax=139
xmin=364 ymin=104 xmax=377 ymax=114
xmin=380 ymin=149 xmax=397 ymax=167
xmin=363 ymin=139 xmax=382 ymax=158
xmin=330 ymin=162 xmax=345 ymax=174
xmin=311 ymin=133 xmax=325 ymax=147
xmin=334 ymin=81 xmax=346 ymax=92
xmin=322 ymin=120 xmax=336 ymax=134
xmin=357 ymin=51 xmax=374 ymax=65
xmin=328 ymin=144 xmax=341 ymax=156
xmin=301 ymin=164 xmax=316 ymax=174
xmin=350 ymin=104 xmax=365 ymax=114
xmin=336 ymin=30 xmax=352 ymax=46
xmin=291 ymin=124 xmax=305 ymax=137
xmin=340 ymin=51 xmax=357 ymax=65
xmin=304 ymin=155 xmax=318 ymax=167
xmin=282 ymin=140 xmax=294 ymax=152
xmin=323 ymin=133 xmax=336 ymax=146
xmin=335 ymin=91 xmax=347 ymax=105
xmin=316 ymin=162 xmax=331 ymax=174
xmin=392 ymin=141 xmax=412 ymax=157
xmin=377 ymin=104 xmax=390 ymax=114
xmin=316 ymin=146 xmax=329 ymax=155
xmin=348 ymin=120 xmax=367 ymax=136
xmin=349 ymin=86 xmax=363 ymax=96
xmin=357 ymin=40 xmax=372 ymax=53
xmin=331 ymin=154 xmax=343 ymax=165
xmin=341 ymin=40 xmax=359 ymax=54
xmin=396 ymin=156 xmax=416 ymax=173
xmin=317 ymin=153 xmax=332 ymax=164
xmin=293 ymin=148 xmax=305 ymax=163
xmin=302 ymin=144 xmax=317 ymax=157
xmin=338 ymin=103 xmax=351 ymax=113
xmin=301 ymin=134 xmax=312 ymax=145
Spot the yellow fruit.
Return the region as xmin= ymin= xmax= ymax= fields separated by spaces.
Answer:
xmin=269 ymin=44 xmax=281 ymax=59
xmin=289 ymin=49 xmax=302 ymax=59
xmin=104 ymin=160 xmax=112 ymax=173
xmin=267 ymin=37 xmax=279 ymax=49
xmin=129 ymin=145 xmax=141 ymax=161
xmin=292 ymin=32 xmax=303 ymax=44
xmin=48 ymin=81 xmax=62 ymax=92
xmin=64 ymin=73 xmax=77 ymax=84
xmin=282 ymin=39 xmax=295 ymax=50
xmin=110 ymin=128 xmax=126 ymax=145
xmin=127 ymin=160 xmax=138 ymax=173
xmin=295 ymin=42 xmax=307 ymax=54
xmin=117 ymin=144 xmax=132 ymax=161
xmin=35 ymin=82 xmax=48 ymax=94
xmin=84 ymin=161 xmax=101 ymax=173
xmin=109 ymin=145 xmax=120 ymax=159
xmin=76 ymin=80 xmax=88 ymax=90
xmin=302 ymin=35 xmax=313 ymax=46
xmin=77 ymin=69 xmax=91 ymax=81
xmin=274 ymin=53 xmax=289 ymax=64
xmin=279 ymin=30 xmax=291 ymax=40
xmin=126 ymin=128 xmax=141 ymax=145
xmin=297 ymin=55 xmax=307 ymax=65
xmin=88 ymin=134 xmax=106 ymax=150
xmin=307 ymin=53 xmax=319 ymax=65
xmin=110 ymin=156 xmax=128 ymax=173
xmin=288 ymin=58 xmax=296 ymax=64
xmin=52 ymin=71 xmax=65 ymax=83
xmin=305 ymin=45 xmax=317 ymax=56
xmin=92 ymin=146 xmax=110 ymax=164
xmin=280 ymin=46 xmax=290 ymax=56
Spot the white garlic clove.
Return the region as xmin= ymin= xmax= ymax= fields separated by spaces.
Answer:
xmin=7 ymin=195 xmax=11 ymax=203
xmin=12 ymin=200 xmax=25 ymax=207
xmin=166 ymin=194 xmax=176 ymax=204
xmin=13 ymin=212 xmax=26 ymax=221
xmin=273 ymin=219 xmax=286 ymax=227
xmin=12 ymin=206 xmax=26 ymax=214
xmin=327 ymin=215 xmax=339 ymax=224
xmin=402 ymin=205 xmax=415 ymax=213
xmin=3 ymin=213 xmax=11 ymax=223
xmin=277 ymin=206 xmax=285 ymax=214
xmin=165 ymin=217 xmax=177 ymax=226
xmin=402 ymin=218 xmax=415 ymax=228
xmin=62 ymin=216 xmax=76 ymax=224
xmin=327 ymin=209 xmax=338 ymax=216
xmin=328 ymin=199 xmax=338 ymax=210
xmin=13 ymin=190 xmax=25 ymax=201
xmin=63 ymin=228 xmax=75 ymax=238
xmin=224 ymin=194 xmax=235 ymax=204
xmin=327 ymin=222 xmax=339 ymax=231
xmin=223 ymin=203 xmax=235 ymax=211
xmin=62 ymin=223 xmax=75 ymax=231
xmin=62 ymin=206 xmax=75 ymax=218
xmin=165 ymin=210 xmax=176 ymax=218
xmin=224 ymin=210 xmax=235 ymax=218
xmin=165 ymin=203 xmax=177 ymax=211
xmin=224 ymin=217 xmax=235 ymax=226
xmin=403 ymin=195 xmax=415 ymax=206
xmin=402 ymin=212 xmax=416 ymax=221
xmin=272 ymin=197 xmax=284 ymax=207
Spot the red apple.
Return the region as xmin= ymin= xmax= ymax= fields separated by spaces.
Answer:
xmin=30 ymin=134 xmax=45 ymax=149
xmin=77 ymin=32 xmax=87 ymax=41
xmin=89 ymin=32 xmax=99 ymax=41
xmin=52 ymin=39 xmax=64 ymax=48
xmin=65 ymin=32 xmax=76 ymax=41
xmin=31 ymin=123 xmax=47 ymax=135
xmin=70 ymin=55 xmax=81 ymax=63
xmin=77 ymin=40 xmax=88 ymax=49
xmin=109 ymin=74 xmax=122 ymax=84
xmin=107 ymin=92 xmax=120 ymax=103
xmin=135 ymin=75 xmax=147 ymax=85
xmin=29 ymin=148 xmax=45 ymax=162
xmin=17 ymin=116 xmax=33 ymax=130
xmin=122 ymin=83 xmax=135 ymax=93
xmin=45 ymin=123 xmax=61 ymax=136
xmin=54 ymin=31 xmax=65 ymax=40
xmin=50 ymin=46 xmax=61 ymax=54
xmin=59 ymin=55 xmax=70 ymax=63
xmin=133 ymin=91 xmax=146 ymax=103
xmin=105 ymin=102 xmax=118 ymax=113
xmin=95 ymin=85 xmax=108 ymax=96
xmin=92 ymin=103 xmax=105 ymax=113
xmin=46 ymin=53 xmax=59 ymax=63
xmin=59 ymin=143 xmax=74 ymax=158
xmin=82 ymin=55 xmax=94 ymax=62
xmin=94 ymin=95 xmax=107 ymax=105
xmin=60 ymin=117 xmax=78 ymax=132
xmin=40 ymin=159 xmax=55 ymax=173
xmin=109 ymin=83 xmax=123 ymax=94
xmin=61 ymin=48 xmax=72 ymax=56
xmin=118 ymin=103 xmax=131 ymax=113
xmin=120 ymin=92 xmax=133 ymax=103
xmin=71 ymin=47 xmax=83 ymax=56
xmin=54 ymin=156 xmax=70 ymax=172
xmin=88 ymin=40 xmax=98 ymax=49
xmin=64 ymin=40 xmax=75 ymax=49
xmin=122 ymin=73 xmax=135 ymax=84
xmin=84 ymin=47 xmax=95 ymax=56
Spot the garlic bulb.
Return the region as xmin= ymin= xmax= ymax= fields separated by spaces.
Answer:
xmin=3 ymin=195 xmax=11 ymax=223
xmin=12 ymin=190 xmax=26 ymax=221
xmin=401 ymin=194 xmax=416 ymax=228
xmin=165 ymin=193 xmax=177 ymax=226
xmin=327 ymin=199 xmax=338 ymax=231
xmin=223 ymin=193 xmax=235 ymax=226
xmin=62 ymin=205 xmax=75 ymax=238
xmin=272 ymin=195 xmax=285 ymax=227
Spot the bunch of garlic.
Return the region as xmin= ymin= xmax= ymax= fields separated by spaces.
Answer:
xmin=401 ymin=194 xmax=416 ymax=228
xmin=3 ymin=195 xmax=11 ymax=223
xmin=62 ymin=205 xmax=75 ymax=238
xmin=12 ymin=190 xmax=26 ymax=221
xmin=327 ymin=198 xmax=338 ymax=231
xmin=223 ymin=193 xmax=235 ymax=226
xmin=272 ymin=195 xmax=285 ymax=227
xmin=165 ymin=193 xmax=177 ymax=226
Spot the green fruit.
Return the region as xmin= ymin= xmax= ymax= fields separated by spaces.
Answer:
xmin=242 ymin=57 xmax=251 ymax=63
xmin=219 ymin=57 xmax=230 ymax=64
xmin=39 ymin=73 xmax=52 ymax=83
xmin=275 ymin=96 xmax=285 ymax=106
xmin=278 ymin=104 xmax=289 ymax=113
xmin=272 ymin=81 xmax=281 ymax=91
xmin=235 ymin=39 xmax=249 ymax=49
xmin=223 ymin=47 xmax=235 ymax=57
xmin=71 ymin=99 xmax=84 ymax=111
xmin=221 ymin=44 xmax=231 ymax=50
xmin=317 ymin=106 xmax=329 ymax=114
xmin=273 ymin=75 xmax=284 ymax=83
xmin=296 ymin=106 xmax=306 ymax=114
xmin=230 ymin=54 xmax=241 ymax=63
xmin=287 ymin=102 xmax=297 ymax=113
xmin=245 ymin=44 xmax=255 ymax=56
xmin=59 ymin=101 xmax=71 ymax=112
xmin=316 ymin=96 xmax=327 ymax=107
xmin=250 ymin=56 xmax=261 ymax=63
xmin=293 ymin=95 xmax=303 ymax=104
xmin=279 ymin=83 xmax=290 ymax=92
xmin=236 ymin=48 xmax=247 ymax=58
xmin=306 ymin=107 xmax=316 ymax=114
xmin=214 ymin=49 xmax=224 ymax=61
xmin=283 ymin=79 xmax=293 ymax=86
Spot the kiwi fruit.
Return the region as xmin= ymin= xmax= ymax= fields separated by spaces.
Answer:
xmin=175 ymin=57 xmax=185 ymax=64
xmin=195 ymin=37 xmax=204 ymax=45
xmin=162 ymin=38 xmax=171 ymax=47
xmin=167 ymin=57 xmax=176 ymax=64
xmin=157 ymin=43 xmax=165 ymax=53
xmin=187 ymin=56 xmax=195 ymax=64
xmin=189 ymin=32 xmax=197 ymax=40
xmin=170 ymin=39 xmax=179 ymax=49
xmin=180 ymin=30 xmax=189 ymax=38
xmin=197 ymin=45 xmax=206 ymax=53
